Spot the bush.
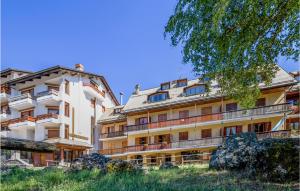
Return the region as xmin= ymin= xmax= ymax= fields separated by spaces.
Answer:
xmin=209 ymin=133 xmax=300 ymax=183
xmin=71 ymin=153 xmax=110 ymax=171
xmin=159 ymin=163 xmax=179 ymax=170
xmin=105 ymin=159 xmax=141 ymax=173
xmin=255 ymin=138 xmax=299 ymax=182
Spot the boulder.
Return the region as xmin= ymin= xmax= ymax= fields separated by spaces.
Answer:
xmin=71 ymin=153 xmax=110 ymax=171
xmin=105 ymin=159 xmax=141 ymax=173
xmin=209 ymin=132 xmax=263 ymax=170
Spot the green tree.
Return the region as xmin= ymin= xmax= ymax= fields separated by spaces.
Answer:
xmin=165 ymin=0 xmax=299 ymax=108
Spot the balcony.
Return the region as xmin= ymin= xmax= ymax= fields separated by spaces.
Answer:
xmin=83 ymin=83 xmax=105 ymax=101
xmin=0 ymin=86 xmax=10 ymax=102
xmin=36 ymin=113 xmax=60 ymax=127
xmin=99 ymin=130 xmax=292 ymax=156
xmin=36 ymin=90 xmax=60 ymax=105
xmin=0 ymin=110 xmax=11 ymax=122
xmin=100 ymin=131 xmax=126 ymax=140
xmin=8 ymin=94 xmax=35 ymax=110
xmin=8 ymin=116 xmax=36 ymax=130
xmin=125 ymin=103 xmax=291 ymax=133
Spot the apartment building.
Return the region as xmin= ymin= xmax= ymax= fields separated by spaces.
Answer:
xmin=98 ymin=67 xmax=299 ymax=166
xmin=0 ymin=64 xmax=119 ymax=166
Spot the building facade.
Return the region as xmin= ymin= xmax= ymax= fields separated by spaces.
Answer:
xmin=0 ymin=64 xmax=119 ymax=166
xmin=98 ymin=67 xmax=299 ymax=166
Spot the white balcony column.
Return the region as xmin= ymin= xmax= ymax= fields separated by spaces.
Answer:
xmin=143 ymin=155 xmax=147 ymax=167
xmin=171 ymin=154 xmax=176 ymax=165
xmin=59 ymin=123 xmax=65 ymax=139
xmin=34 ymin=125 xmax=45 ymax=141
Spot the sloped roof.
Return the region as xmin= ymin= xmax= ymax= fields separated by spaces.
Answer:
xmin=123 ymin=67 xmax=296 ymax=113
xmin=99 ymin=105 xmax=126 ymax=124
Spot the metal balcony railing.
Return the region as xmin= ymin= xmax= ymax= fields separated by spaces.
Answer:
xmin=125 ymin=103 xmax=291 ymax=132
xmin=101 ymin=131 xmax=125 ymax=139
xmin=8 ymin=93 xmax=33 ymax=102
xmin=99 ymin=130 xmax=293 ymax=155
xmin=36 ymin=89 xmax=59 ymax=97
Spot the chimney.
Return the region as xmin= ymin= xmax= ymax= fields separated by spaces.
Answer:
xmin=75 ymin=63 xmax=84 ymax=71
xmin=119 ymin=92 xmax=124 ymax=105
xmin=133 ymin=84 xmax=140 ymax=95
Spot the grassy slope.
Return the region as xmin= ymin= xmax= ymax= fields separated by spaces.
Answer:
xmin=0 ymin=165 xmax=297 ymax=191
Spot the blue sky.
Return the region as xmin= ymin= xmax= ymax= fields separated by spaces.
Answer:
xmin=2 ymin=0 xmax=298 ymax=102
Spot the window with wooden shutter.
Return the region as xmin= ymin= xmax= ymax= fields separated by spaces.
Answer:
xmin=65 ymin=125 xmax=69 ymax=139
xmin=65 ymin=102 xmax=70 ymax=117
xmin=226 ymin=103 xmax=237 ymax=111
xmin=256 ymin=98 xmax=266 ymax=107
xmin=201 ymin=129 xmax=212 ymax=138
xmin=179 ymin=110 xmax=189 ymax=119
xmin=250 ymin=122 xmax=272 ymax=133
xmin=158 ymin=113 xmax=167 ymax=122
xmin=21 ymin=109 xmax=34 ymax=117
xmin=48 ymin=129 xmax=59 ymax=138
xmin=179 ymin=132 xmax=188 ymax=141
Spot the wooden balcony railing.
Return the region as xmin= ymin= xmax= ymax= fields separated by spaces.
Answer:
xmin=83 ymin=83 xmax=105 ymax=97
xmin=36 ymin=113 xmax=58 ymax=121
xmin=36 ymin=89 xmax=59 ymax=97
xmin=9 ymin=116 xmax=36 ymax=125
xmin=125 ymin=103 xmax=291 ymax=132
xmin=99 ymin=130 xmax=292 ymax=155
xmin=101 ymin=131 xmax=125 ymax=139
xmin=1 ymin=86 xmax=10 ymax=94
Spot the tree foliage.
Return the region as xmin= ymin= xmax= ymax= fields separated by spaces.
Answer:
xmin=165 ymin=0 xmax=299 ymax=108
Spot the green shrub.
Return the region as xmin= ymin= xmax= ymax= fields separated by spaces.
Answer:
xmin=105 ymin=159 xmax=141 ymax=173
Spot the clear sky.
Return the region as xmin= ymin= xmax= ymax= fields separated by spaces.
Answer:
xmin=2 ymin=0 xmax=299 ymax=102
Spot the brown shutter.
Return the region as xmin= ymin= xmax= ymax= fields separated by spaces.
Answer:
xmin=135 ymin=137 xmax=140 ymax=145
xmin=154 ymin=136 xmax=159 ymax=144
xmin=265 ymin=122 xmax=271 ymax=131
xmin=248 ymin=124 xmax=252 ymax=132
xmin=236 ymin=126 xmax=243 ymax=134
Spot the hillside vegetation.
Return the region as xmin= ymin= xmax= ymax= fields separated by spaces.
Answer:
xmin=0 ymin=165 xmax=297 ymax=191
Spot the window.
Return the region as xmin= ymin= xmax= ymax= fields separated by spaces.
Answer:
xmin=179 ymin=132 xmax=188 ymax=141
xmin=256 ymin=98 xmax=266 ymax=107
xmin=165 ymin=155 xmax=171 ymax=163
xmin=21 ymin=88 xmax=34 ymax=97
xmin=161 ymin=82 xmax=170 ymax=90
xmin=65 ymin=125 xmax=69 ymax=139
xmin=156 ymin=134 xmax=170 ymax=143
xmin=226 ymin=103 xmax=237 ymax=111
xmin=65 ymin=102 xmax=70 ymax=117
xmin=114 ymin=108 xmax=122 ymax=114
xmin=137 ymin=137 xmax=147 ymax=145
xmin=48 ymin=129 xmax=59 ymax=138
xmin=48 ymin=109 xmax=59 ymax=115
xmin=119 ymin=124 xmax=126 ymax=132
xmin=201 ymin=129 xmax=212 ymax=138
xmin=65 ymin=80 xmax=70 ymax=94
xmin=177 ymin=79 xmax=187 ymax=87
xmin=248 ymin=122 xmax=271 ymax=133
xmin=224 ymin=126 xmax=242 ymax=136
xmin=148 ymin=93 xmax=168 ymax=103
xmin=201 ymin=107 xmax=212 ymax=115
xmin=135 ymin=117 xmax=148 ymax=125
xmin=158 ymin=113 xmax=167 ymax=122
xmin=21 ymin=110 xmax=34 ymax=117
xmin=179 ymin=110 xmax=189 ymax=119
xmin=1 ymin=123 xmax=9 ymax=131
xmin=185 ymin=85 xmax=205 ymax=96
xmin=108 ymin=126 xmax=115 ymax=133
xmin=289 ymin=122 xmax=299 ymax=130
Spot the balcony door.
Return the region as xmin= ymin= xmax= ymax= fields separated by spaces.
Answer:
xmin=21 ymin=109 xmax=34 ymax=118
xmin=224 ymin=125 xmax=242 ymax=136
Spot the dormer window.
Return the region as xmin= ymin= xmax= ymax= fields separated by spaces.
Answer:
xmin=185 ymin=85 xmax=205 ymax=96
xmin=160 ymin=82 xmax=170 ymax=90
xmin=148 ymin=92 xmax=168 ymax=103
xmin=114 ymin=108 xmax=122 ymax=114
xmin=176 ymin=79 xmax=187 ymax=87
